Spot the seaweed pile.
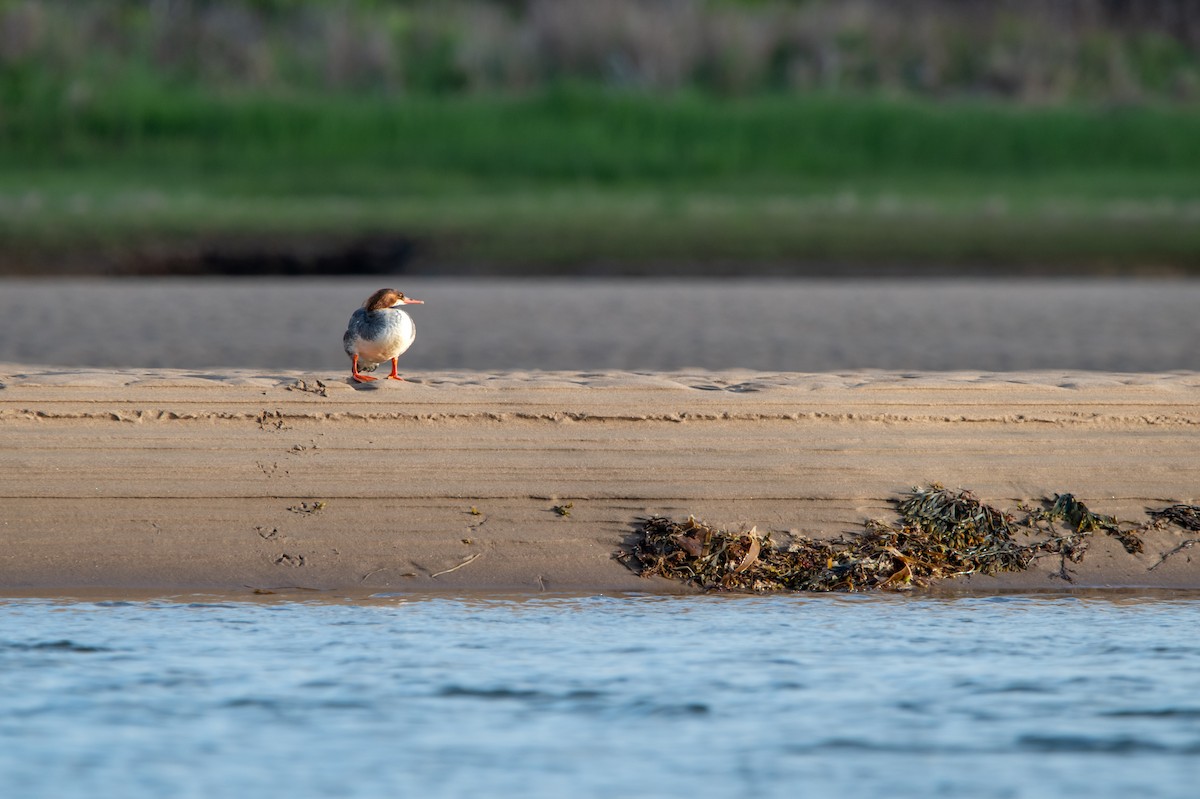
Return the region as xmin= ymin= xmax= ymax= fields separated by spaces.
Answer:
xmin=1019 ymin=491 xmax=1143 ymax=572
xmin=1149 ymin=504 xmax=1200 ymax=532
xmin=624 ymin=485 xmax=1196 ymax=593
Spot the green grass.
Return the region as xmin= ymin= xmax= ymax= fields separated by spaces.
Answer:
xmin=2 ymin=86 xmax=1199 ymax=273
xmin=9 ymin=88 xmax=1200 ymax=183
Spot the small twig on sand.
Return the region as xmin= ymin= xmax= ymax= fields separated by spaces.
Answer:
xmin=431 ymin=553 xmax=482 ymax=578
xmin=359 ymin=566 xmax=388 ymax=583
xmin=1148 ymin=539 xmax=1199 ymax=572
xmin=359 ymin=566 xmax=418 ymax=582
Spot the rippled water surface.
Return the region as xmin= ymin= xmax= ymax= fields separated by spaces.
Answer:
xmin=3 ymin=594 xmax=1199 ymax=798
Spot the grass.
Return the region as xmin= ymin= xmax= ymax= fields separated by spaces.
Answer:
xmin=2 ymin=87 xmax=1199 ymax=273
xmin=10 ymin=88 xmax=1200 ymax=182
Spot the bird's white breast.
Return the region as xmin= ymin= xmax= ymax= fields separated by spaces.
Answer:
xmin=348 ymin=309 xmax=416 ymax=364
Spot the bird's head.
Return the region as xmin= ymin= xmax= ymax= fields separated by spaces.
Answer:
xmin=364 ymin=288 xmax=424 ymax=310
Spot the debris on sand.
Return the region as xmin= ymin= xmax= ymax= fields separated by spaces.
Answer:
xmin=1143 ymin=504 xmax=1200 ymax=572
xmin=286 ymin=379 xmax=328 ymax=397
xmin=1148 ymin=538 xmax=1200 ymax=572
xmin=623 ymin=484 xmax=1189 ymax=593
xmin=626 ymin=486 xmax=1032 ymax=592
xmin=287 ymin=500 xmax=327 ymax=515
xmin=1023 ymin=493 xmax=1143 ymax=554
xmin=1148 ymin=504 xmax=1200 ymax=532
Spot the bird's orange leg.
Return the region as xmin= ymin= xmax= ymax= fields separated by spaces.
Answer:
xmin=386 ymin=358 xmax=405 ymax=381
xmin=351 ymin=354 xmax=377 ymax=383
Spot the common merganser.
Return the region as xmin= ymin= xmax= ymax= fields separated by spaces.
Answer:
xmin=342 ymin=288 xmax=424 ymax=383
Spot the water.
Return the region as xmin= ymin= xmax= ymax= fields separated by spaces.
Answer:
xmin=3 ymin=593 xmax=1199 ymax=799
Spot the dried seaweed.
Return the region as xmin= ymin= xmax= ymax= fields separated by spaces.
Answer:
xmin=1142 ymin=504 xmax=1200 ymax=572
xmin=1148 ymin=504 xmax=1200 ymax=532
xmin=626 ymin=486 xmax=1037 ymax=593
xmin=892 ymin=485 xmax=1030 ymax=573
xmin=1023 ymin=493 xmax=1143 ymax=554
xmin=1026 ymin=493 xmax=1119 ymax=534
xmin=623 ymin=485 xmax=1173 ymax=593
xmin=1148 ymin=539 xmax=1199 ymax=572
xmin=629 ymin=516 xmax=812 ymax=592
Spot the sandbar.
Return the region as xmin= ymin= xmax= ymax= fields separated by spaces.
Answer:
xmin=1 ymin=366 xmax=1197 ymax=595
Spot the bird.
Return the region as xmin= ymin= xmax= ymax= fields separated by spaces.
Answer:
xmin=342 ymin=288 xmax=424 ymax=383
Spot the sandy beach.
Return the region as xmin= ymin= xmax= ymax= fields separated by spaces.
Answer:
xmin=2 ymin=365 xmax=1197 ymax=594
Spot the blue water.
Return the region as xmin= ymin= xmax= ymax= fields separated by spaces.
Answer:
xmin=3 ymin=593 xmax=1199 ymax=799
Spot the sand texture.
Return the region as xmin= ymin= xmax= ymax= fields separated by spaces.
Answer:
xmin=2 ymin=365 xmax=1198 ymax=595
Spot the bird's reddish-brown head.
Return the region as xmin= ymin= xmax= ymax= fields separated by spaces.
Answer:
xmin=363 ymin=288 xmax=424 ymax=311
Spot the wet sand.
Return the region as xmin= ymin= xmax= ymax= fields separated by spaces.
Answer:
xmin=2 ymin=277 xmax=1199 ymax=373
xmin=2 ymin=366 xmax=1197 ymax=594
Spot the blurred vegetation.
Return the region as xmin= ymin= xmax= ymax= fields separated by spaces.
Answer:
xmin=5 ymin=0 xmax=1197 ymax=100
xmin=1 ymin=0 xmax=1199 ymax=274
